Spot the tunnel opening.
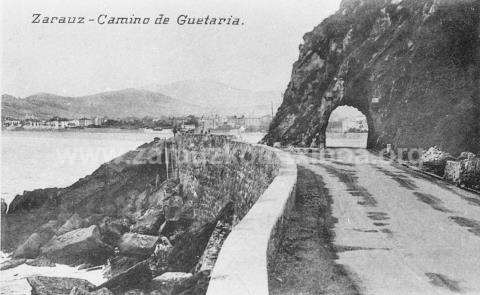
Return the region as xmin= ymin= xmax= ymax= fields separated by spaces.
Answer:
xmin=325 ymin=106 xmax=369 ymax=148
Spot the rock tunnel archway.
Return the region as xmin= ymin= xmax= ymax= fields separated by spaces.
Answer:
xmin=262 ymin=0 xmax=480 ymax=155
xmin=311 ymin=99 xmax=376 ymax=150
xmin=325 ymin=106 xmax=370 ymax=148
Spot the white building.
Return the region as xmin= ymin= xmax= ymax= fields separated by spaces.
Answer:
xmin=67 ymin=119 xmax=80 ymax=128
xmin=79 ymin=118 xmax=93 ymax=127
xmin=47 ymin=118 xmax=69 ymax=129
xmin=3 ymin=118 xmax=21 ymax=128
xmin=23 ymin=119 xmax=47 ymax=129
xmin=93 ymin=117 xmax=106 ymax=126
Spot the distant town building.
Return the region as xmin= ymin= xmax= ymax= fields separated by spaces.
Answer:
xmin=198 ymin=114 xmax=272 ymax=132
xmin=226 ymin=115 xmax=244 ymax=128
xmin=67 ymin=119 xmax=80 ymax=128
xmin=3 ymin=117 xmax=21 ymax=128
xmin=181 ymin=123 xmax=196 ymax=133
xmin=47 ymin=117 xmax=70 ymax=129
xmin=93 ymin=117 xmax=106 ymax=126
xmin=23 ymin=119 xmax=45 ymax=129
xmin=244 ymin=117 xmax=261 ymax=127
xmin=79 ymin=118 xmax=93 ymax=127
xmin=199 ymin=115 xmax=221 ymax=130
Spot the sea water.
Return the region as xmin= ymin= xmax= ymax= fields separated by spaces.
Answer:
xmin=0 ymin=129 xmax=173 ymax=293
xmin=1 ymin=129 xmax=173 ymax=204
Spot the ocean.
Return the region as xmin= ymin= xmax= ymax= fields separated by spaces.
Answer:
xmin=1 ymin=129 xmax=173 ymax=204
xmin=0 ymin=128 xmax=175 ymax=294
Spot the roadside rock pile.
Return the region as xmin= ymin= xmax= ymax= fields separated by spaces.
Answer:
xmin=421 ymin=146 xmax=454 ymax=175
xmin=419 ymin=146 xmax=480 ymax=190
xmin=445 ymin=153 xmax=480 ymax=190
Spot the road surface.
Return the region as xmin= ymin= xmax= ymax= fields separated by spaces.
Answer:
xmin=271 ymin=148 xmax=480 ymax=295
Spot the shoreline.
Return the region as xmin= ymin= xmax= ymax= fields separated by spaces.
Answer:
xmin=1 ymin=127 xmax=172 ymax=134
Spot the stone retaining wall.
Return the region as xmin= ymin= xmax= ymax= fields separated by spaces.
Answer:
xmin=206 ymin=145 xmax=297 ymax=295
xmin=173 ymin=135 xmax=281 ymax=228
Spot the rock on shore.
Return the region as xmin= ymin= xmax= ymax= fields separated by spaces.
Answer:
xmin=41 ymin=225 xmax=112 ymax=265
xmin=1 ymin=135 xmax=280 ymax=294
xmin=27 ymin=276 xmax=95 ymax=295
xmin=118 ymin=233 xmax=159 ymax=257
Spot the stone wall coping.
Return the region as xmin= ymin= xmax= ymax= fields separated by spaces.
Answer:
xmin=206 ymin=145 xmax=297 ymax=295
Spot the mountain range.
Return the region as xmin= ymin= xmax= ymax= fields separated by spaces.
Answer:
xmin=142 ymin=80 xmax=280 ymax=116
xmin=2 ymin=80 xmax=281 ymax=120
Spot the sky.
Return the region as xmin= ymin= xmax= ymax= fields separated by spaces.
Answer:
xmin=1 ymin=0 xmax=342 ymax=97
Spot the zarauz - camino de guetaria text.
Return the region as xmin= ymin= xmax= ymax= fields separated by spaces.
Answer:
xmin=31 ymin=14 xmax=244 ymax=26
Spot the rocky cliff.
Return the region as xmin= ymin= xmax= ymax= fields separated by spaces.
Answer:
xmin=263 ymin=0 xmax=480 ymax=155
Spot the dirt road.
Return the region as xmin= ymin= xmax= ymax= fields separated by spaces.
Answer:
xmin=270 ymin=148 xmax=480 ymax=295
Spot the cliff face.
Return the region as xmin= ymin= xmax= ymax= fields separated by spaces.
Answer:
xmin=263 ymin=0 xmax=480 ymax=155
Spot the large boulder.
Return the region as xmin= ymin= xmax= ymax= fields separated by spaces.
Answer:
xmin=459 ymin=156 xmax=480 ymax=189
xmin=95 ymin=260 xmax=152 ymax=294
xmin=422 ymin=147 xmax=454 ymax=166
xmin=0 ymin=258 xmax=26 ymax=270
xmin=459 ymin=151 xmax=477 ymax=160
xmin=57 ymin=213 xmax=84 ymax=235
xmin=421 ymin=147 xmax=454 ymax=175
xmin=164 ymin=195 xmax=183 ymax=222
xmin=13 ymin=232 xmax=50 ymax=259
xmin=103 ymin=256 xmax=142 ymax=279
xmin=98 ymin=217 xmax=130 ymax=246
xmin=160 ymin=270 xmax=211 ymax=295
xmin=167 ymin=202 xmax=233 ymax=272
xmin=150 ymin=272 xmax=193 ymax=294
xmin=27 ymin=276 xmax=95 ymax=295
xmin=70 ymin=287 xmax=113 ymax=295
xmin=41 ymin=225 xmax=112 ymax=265
xmin=150 ymin=237 xmax=174 ymax=275
xmin=444 ymin=160 xmax=461 ymax=183
xmin=39 ymin=220 xmax=60 ymax=233
xmin=118 ymin=233 xmax=159 ymax=257
xmin=159 ymin=218 xmax=193 ymax=244
xmin=443 ymin=155 xmax=480 ymax=189
xmin=130 ymin=207 xmax=165 ymax=235
xmin=194 ymin=219 xmax=232 ymax=272
xmin=69 ymin=287 xmax=89 ymax=295
xmin=10 ymin=219 xmax=59 ymax=259
xmin=12 ymin=218 xmax=60 ymax=257
xmin=25 ymin=257 xmax=56 ymax=267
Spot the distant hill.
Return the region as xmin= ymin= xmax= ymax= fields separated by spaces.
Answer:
xmin=2 ymin=80 xmax=282 ymax=120
xmin=1 ymin=89 xmax=202 ymax=120
xmin=142 ymin=79 xmax=282 ymax=116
